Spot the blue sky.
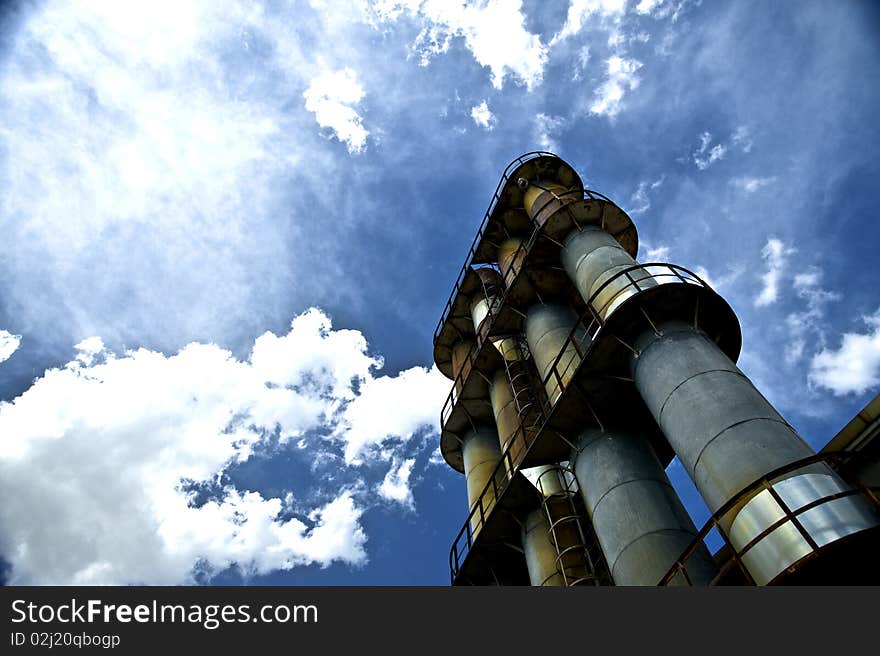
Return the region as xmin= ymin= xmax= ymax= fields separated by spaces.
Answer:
xmin=0 ymin=0 xmax=879 ymax=585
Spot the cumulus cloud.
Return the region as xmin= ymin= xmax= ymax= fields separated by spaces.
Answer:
xmin=809 ymin=309 xmax=880 ymax=396
xmin=0 ymin=330 xmax=21 ymax=364
xmin=590 ymin=55 xmax=642 ymax=118
xmin=335 ymin=364 xmax=449 ymax=464
xmin=635 ymin=0 xmax=664 ymax=14
xmin=470 ymin=100 xmax=496 ymax=130
xmin=755 ymin=237 xmax=794 ymax=307
xmin=377 ymin=458 xmax=416 ymax=507
xmin=0 ymin=308 xmax=443 ymax=584
xmin=635 ymin=0 xmax=691 ymax=21
xmin=73 ymin=336 xmax=105 ymax=366
xmin=373 ymin=0 xmax=547 ymax=90
xmin=303 ymin=68 xmax=370 ymax=154
xmin=553 ymin=0 xmax=627 ymax=44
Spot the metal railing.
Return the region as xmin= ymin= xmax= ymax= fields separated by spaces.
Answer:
xmin=448 ymin=261 xmax=711 ymax=583
xmin=439 ymin=187 xmax=622 ymax=430
xmin=658 ymin=452 xmax=880 ymax=585
xmin=450 ymin=440 xmax=520 ymax=581
xmin=433 ymin=151 xmax=560 ymax=346
xmin=539 ymin=262 xmax=706 ymax=406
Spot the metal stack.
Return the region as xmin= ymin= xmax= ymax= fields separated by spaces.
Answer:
xmin=433 ymin=152 xmax=880 ymax=586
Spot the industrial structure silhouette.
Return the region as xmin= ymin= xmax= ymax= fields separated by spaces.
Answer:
xmin=432 ymin=152 xmax=880 ymax=586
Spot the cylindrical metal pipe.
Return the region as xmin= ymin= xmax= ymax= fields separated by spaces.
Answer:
xmin=450 ymin=340 xmax=472 ymax=395
xmin=498 ymin=237 xmax=526 ymax=286
xmin=571 ymin=428 xmax=717 ymax=585
xmin=521 ymin=464 xmax=596 ymax=587
xmin=522 ymin=507 xmax=565 ymax=586
xmin=488 ymin=336 xmax=536 ymax=465
xmin=631 ymin=320 xmax=879 ymax=584
xmin=468 ymin=268 xmax=504 ymax=340
xmin=489 ymin=369 xmax=519 ymax=456
xmin=524 ymin=303 xmax=588 ymax=404
xmin=530 ymin=463 xmax=567 ymax=497
xmin=490 ymin=335 xmax=521 ymax=362
xmin=522 ymin=181 xmax=579 ymax=228
xmin=562 ymin=226 xmax=656 ymax=320
xmin=461 ymin=426 xmax=504 ymax=528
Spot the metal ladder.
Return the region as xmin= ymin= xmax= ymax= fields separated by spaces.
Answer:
xmin=499 ymin=337 xmax=545 ymax=467
xmin=537 ymin=465 xmax=609 ymax=586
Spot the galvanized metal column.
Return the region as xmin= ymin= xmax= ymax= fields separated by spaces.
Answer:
xmin=524 ymin=303 xmax=587 ymax=404
xmin=450 ymin=340 xmax=472 ymax=397
xmin=489 ymin=369 xmax=522 ymax=462
xmin=498 ymin=236 xmax=525 ymax=285
xmin=631 ymin=320 xmax=879 ymax=584
xmin=469 ymin=268 xmax=504 ymax=342
xmin=521 ymin=465 xmax=567 ymax=586
xmin=462 ymin=426 xmax=504 ymax=519
xmin=456 ymin=270 xmax=509 ymax=530
xmin=561 ymin=226 xmax=655 ymax=320
xmin=541 ymin=196 xmax=719 ymax=585
xmin=571 ymin=428 xmax=716 ymax=585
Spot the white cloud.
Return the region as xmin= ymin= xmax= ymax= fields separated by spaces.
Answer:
xmin=470 ymin=100 xmax=496 ymax=130
xmin=629 ymin=176 xmax=664 ymax=215
xmin=73 ymin=336 xmax=105 ymax=366
xmin=553 ymin=0 xmax=627 ymax=44
xmin=693 ymin=263 xmax=743 ymax=295
xmin=706 ymin=144 xmax=727 ymax=165
xmin=755 ymin=237 xmax=793 ymax=307
xmin=571 ymin=45 xmax=592 ymax=81
xmin=428 ymin=446 xmax=445 ymax=466
xmin=377 ymin=458 xmax=416 ymax=507
xmin=732 ymin=176 xmax=775 ymax=193
xmin=336 ymin=364 xmax=449 ymax=464
xmin=634 ymin=0 xmax=691 ymax=21
xmin=697 ymin=131 xmax=712 ymax=152
xmin=693 ymin=131 xmax=727 ymax=170
xmin=693 ymin=127 xmax=754 ymax=170
xmin=0 ymin=308 xmax=443 ymax=584
xmin=373 ymin=0 xmax=548 ymax=90
xmin=731 ymin=125 xmax=753 ymax=153
xmin=534 ymin=113 xmax=566 ymax=151
xmin=809 ymin=309 xmax=880 ymax=396
xmin=784 ymin=268 xmax=841 ymax=365
xmin=590 ymin=56 xmax=642 ymax=118
xmin=635 ymin=0 xmax=664 ymax=14
xmin=643 ymin=244 xmax=671 ymax=261
xmin=0 ymin=330 xmax=22 ymax=364
xmin=0 ymin=1 xmax=360 ymax=354
xmin=303 ymin=68 xmax=370 ymax=154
